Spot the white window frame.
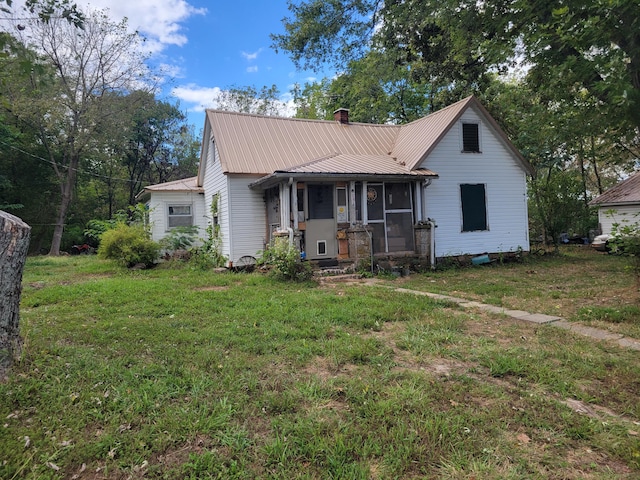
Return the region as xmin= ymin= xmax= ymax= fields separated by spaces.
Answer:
xmin=167 ymin=203 xmax=193 ymax=230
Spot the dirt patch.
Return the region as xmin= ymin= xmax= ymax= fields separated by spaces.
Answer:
xmin=561 ymin=398 xmax=640 ymax=427
xmin=300 ymin=355 xmax=357 ymax=381
xmin=193 ymin=285 xmax=229 ymax=292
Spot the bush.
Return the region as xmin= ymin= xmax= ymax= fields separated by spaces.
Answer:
xmin=97 ymin=223 xmax=160 ymax=268
xmin=258 ymin=238 xmax=313 ymax=282
xmin=160 ymin=226 xmax=199 ymax=252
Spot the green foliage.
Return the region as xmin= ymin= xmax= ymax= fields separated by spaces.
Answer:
xmin=84 ymin=204 xmax=150 ymax=248
xmin=216 ymin=84 xmax=283 ymax=115
xmin=160 ymin=225 xmax=198 ymax=251
xmin=84 ymin=218 xmax=117 ymax=245
xmin=609 ymin=217 xmax=640 ymax=282
xmin=97 ymin=223 xmax=160 ymax=267
xmin=258 ymin=237 xmax=313 ymax=282
xmin=198 ymin=192 xmax=227 ymax=268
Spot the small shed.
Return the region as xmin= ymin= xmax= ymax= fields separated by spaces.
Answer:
xmin=590 ymin=171 xmax=640 ymax=235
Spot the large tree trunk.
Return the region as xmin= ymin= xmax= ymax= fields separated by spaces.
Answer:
xmin=0 ymin=211 xmax=31 ymax=376
xmin=48 ymin=156 xmax=78 ymax=255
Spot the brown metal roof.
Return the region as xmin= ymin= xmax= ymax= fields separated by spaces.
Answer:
xmin=139 ymin=177 xmax=202 ymax=194
xmin=206 ymin=110 xmax=399 ymax=175
xmin=590 ymin=171 xmax=640 ymax=206
xmin=204 ymin=95 xmax=532 ymax=178
xmin=286 ymin=153 xmax=437 ymax=176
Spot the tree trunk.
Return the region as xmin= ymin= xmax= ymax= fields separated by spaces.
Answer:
xmin=49 ymin=156 xmax=78 ymax=255
xmin=0 ymin=211 xmax=31 ymax=376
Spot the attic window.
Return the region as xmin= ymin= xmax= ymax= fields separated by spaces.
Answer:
xmin=462 ymin=123 xmax=480 ymax=153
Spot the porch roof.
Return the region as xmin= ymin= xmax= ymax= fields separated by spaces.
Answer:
xmin=249 ymin=153 xmax=438 ymax=189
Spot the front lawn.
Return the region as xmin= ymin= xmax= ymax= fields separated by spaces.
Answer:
xmin=1 ymin=253 xmax=639 ymax=479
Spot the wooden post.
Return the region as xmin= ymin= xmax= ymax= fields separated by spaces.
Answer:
xmin=0 ymin=211 xmax=31 ymax=375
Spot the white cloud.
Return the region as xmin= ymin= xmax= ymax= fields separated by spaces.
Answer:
xmin=79 ymin=1 xmax=206 ymax=48
xmin=247 ymin=66 xmax=259 ymax=73
xmin=172 ymin=83 xmax=296 ymax=118
xmin=158 ymin=63 xmax=185 ymax=79
xmin=241 ymin=48 xmax=263 ymax=62
xmin=171 ymin=84 xmax=222 ymax=112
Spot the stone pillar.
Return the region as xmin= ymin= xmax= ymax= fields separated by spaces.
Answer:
xmin=347 ymin=225 xmax=372 ymax=267
xmin=414 ymin=223 xmax=432 ymax=260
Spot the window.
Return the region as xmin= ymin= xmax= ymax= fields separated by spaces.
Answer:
xmin=168 ymin=205 xmax=193 ymax=228
xmin=462 ymin=123 xmax=480 ymax=153
xmin=460 ymin=184 xmax=487 ymax=231
xmin=336 ymin=186 xmax=348 ymax=222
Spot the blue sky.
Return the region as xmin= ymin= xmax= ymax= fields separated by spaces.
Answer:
xmin=74 ymin=0 xmax=330 ymax=129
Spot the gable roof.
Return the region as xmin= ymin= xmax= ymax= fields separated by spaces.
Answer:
xmin=205 ymin=109 xmax=399 ymax=175
xmin=590 ymin=171 xmax=640 ymax=206
xmin=199 ymin=95 xmax=532 ymax=182
xmin=392 ymin=96 xmax=533 ymax=174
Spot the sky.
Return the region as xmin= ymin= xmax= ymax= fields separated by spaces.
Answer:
xmin=71 ymin=0 xmax=330 ymax=129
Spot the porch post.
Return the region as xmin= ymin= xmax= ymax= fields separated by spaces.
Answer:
xmin=349 ymin=181 xmax=356 ymax=226
xmin=279 ymin=181 xmax=291 ymax=229
xmin=362 ymin=181 xmax=368 ymax=225
xmin=415 ymin=181 xmax=423 ymax=222
xmin=292 ymin=180 xmax=299 ymax=230
xmin=421 ymin=181 xmax=428 ymax=222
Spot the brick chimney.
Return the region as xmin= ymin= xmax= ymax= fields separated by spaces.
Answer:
xmin=333 ymin=108 xmax=349 ymax=124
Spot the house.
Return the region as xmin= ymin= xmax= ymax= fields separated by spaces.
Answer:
xmin=590 ymin=171 xmax=640 ymax=236
xmin=140 ymin=95 xmax=533 ymax=268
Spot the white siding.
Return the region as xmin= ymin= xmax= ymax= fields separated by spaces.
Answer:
xmin=228 ymin=175 xmax=267 ymax=263
xmin=597 ymin=205 xmax=640 ymax=236
xmin=421 ymin=106 xmax=530 ymax=257
xmin=147 ymin=191 xmax=207 ymax=243
xmin=202 ymin=141 xmax=231 ymax=261
xmin=202 ymin=137 xmax=268 ymax=265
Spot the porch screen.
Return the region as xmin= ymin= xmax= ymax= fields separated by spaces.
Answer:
xmin=308 ymin=185 xmax=333 ymax=219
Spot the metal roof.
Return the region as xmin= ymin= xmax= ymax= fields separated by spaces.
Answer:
xmin=202 ymin=95 xmax=532 ymax=180
xmin=206 ymin=110 xmax=399 ymax=175
xmin=136 ymin=176 xmax=203 ymax=200
xmin=590 ymin=171 xmax=640 ymax=206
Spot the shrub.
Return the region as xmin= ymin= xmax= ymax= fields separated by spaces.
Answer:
xmin=609 ymin=219 xmax=640 ymax=284
xmin=258 ymin=238 xmax=313 ymax=282
xmin=160 ymin=226 xmax=199 ymax=252
xmin=97 ymin=223 xmax=160 ymax=268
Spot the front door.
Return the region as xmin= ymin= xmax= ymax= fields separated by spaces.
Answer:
xmin=305 ymin=184 xmax=337 ymax=259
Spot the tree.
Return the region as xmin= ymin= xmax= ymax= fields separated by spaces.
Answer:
xmin=0 ymin=210 xmax=30 ymax=375
xmin=0 ymin=0 xmax=84 ymax=28
xmin=216 ymin=85 xmax=285 ymax=116
xmin=274 ymin=0 xmax=640 ymax=135
xmin=105 ymin=91 xmax=189 ymax=206
xmin=5 ymin=8 xmax=153 ymax=255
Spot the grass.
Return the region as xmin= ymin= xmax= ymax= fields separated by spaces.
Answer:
xmin=1 ymin=252 xmax=639 ymax=479
xmin=397 ymin=245 xmax=640 ymax=338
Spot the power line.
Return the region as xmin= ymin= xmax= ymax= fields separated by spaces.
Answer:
xmin=0 ymin=139 xmax=139 ymax=184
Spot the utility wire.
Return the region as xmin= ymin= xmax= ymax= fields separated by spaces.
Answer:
xmin=0 ymin=138 xmax=140 ymax=184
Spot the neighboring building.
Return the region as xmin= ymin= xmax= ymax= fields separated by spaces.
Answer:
xmin=590 ymin=171 xmax=640 ymax=236
xmin=140 ymin=95 xmax=533 ymax=268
